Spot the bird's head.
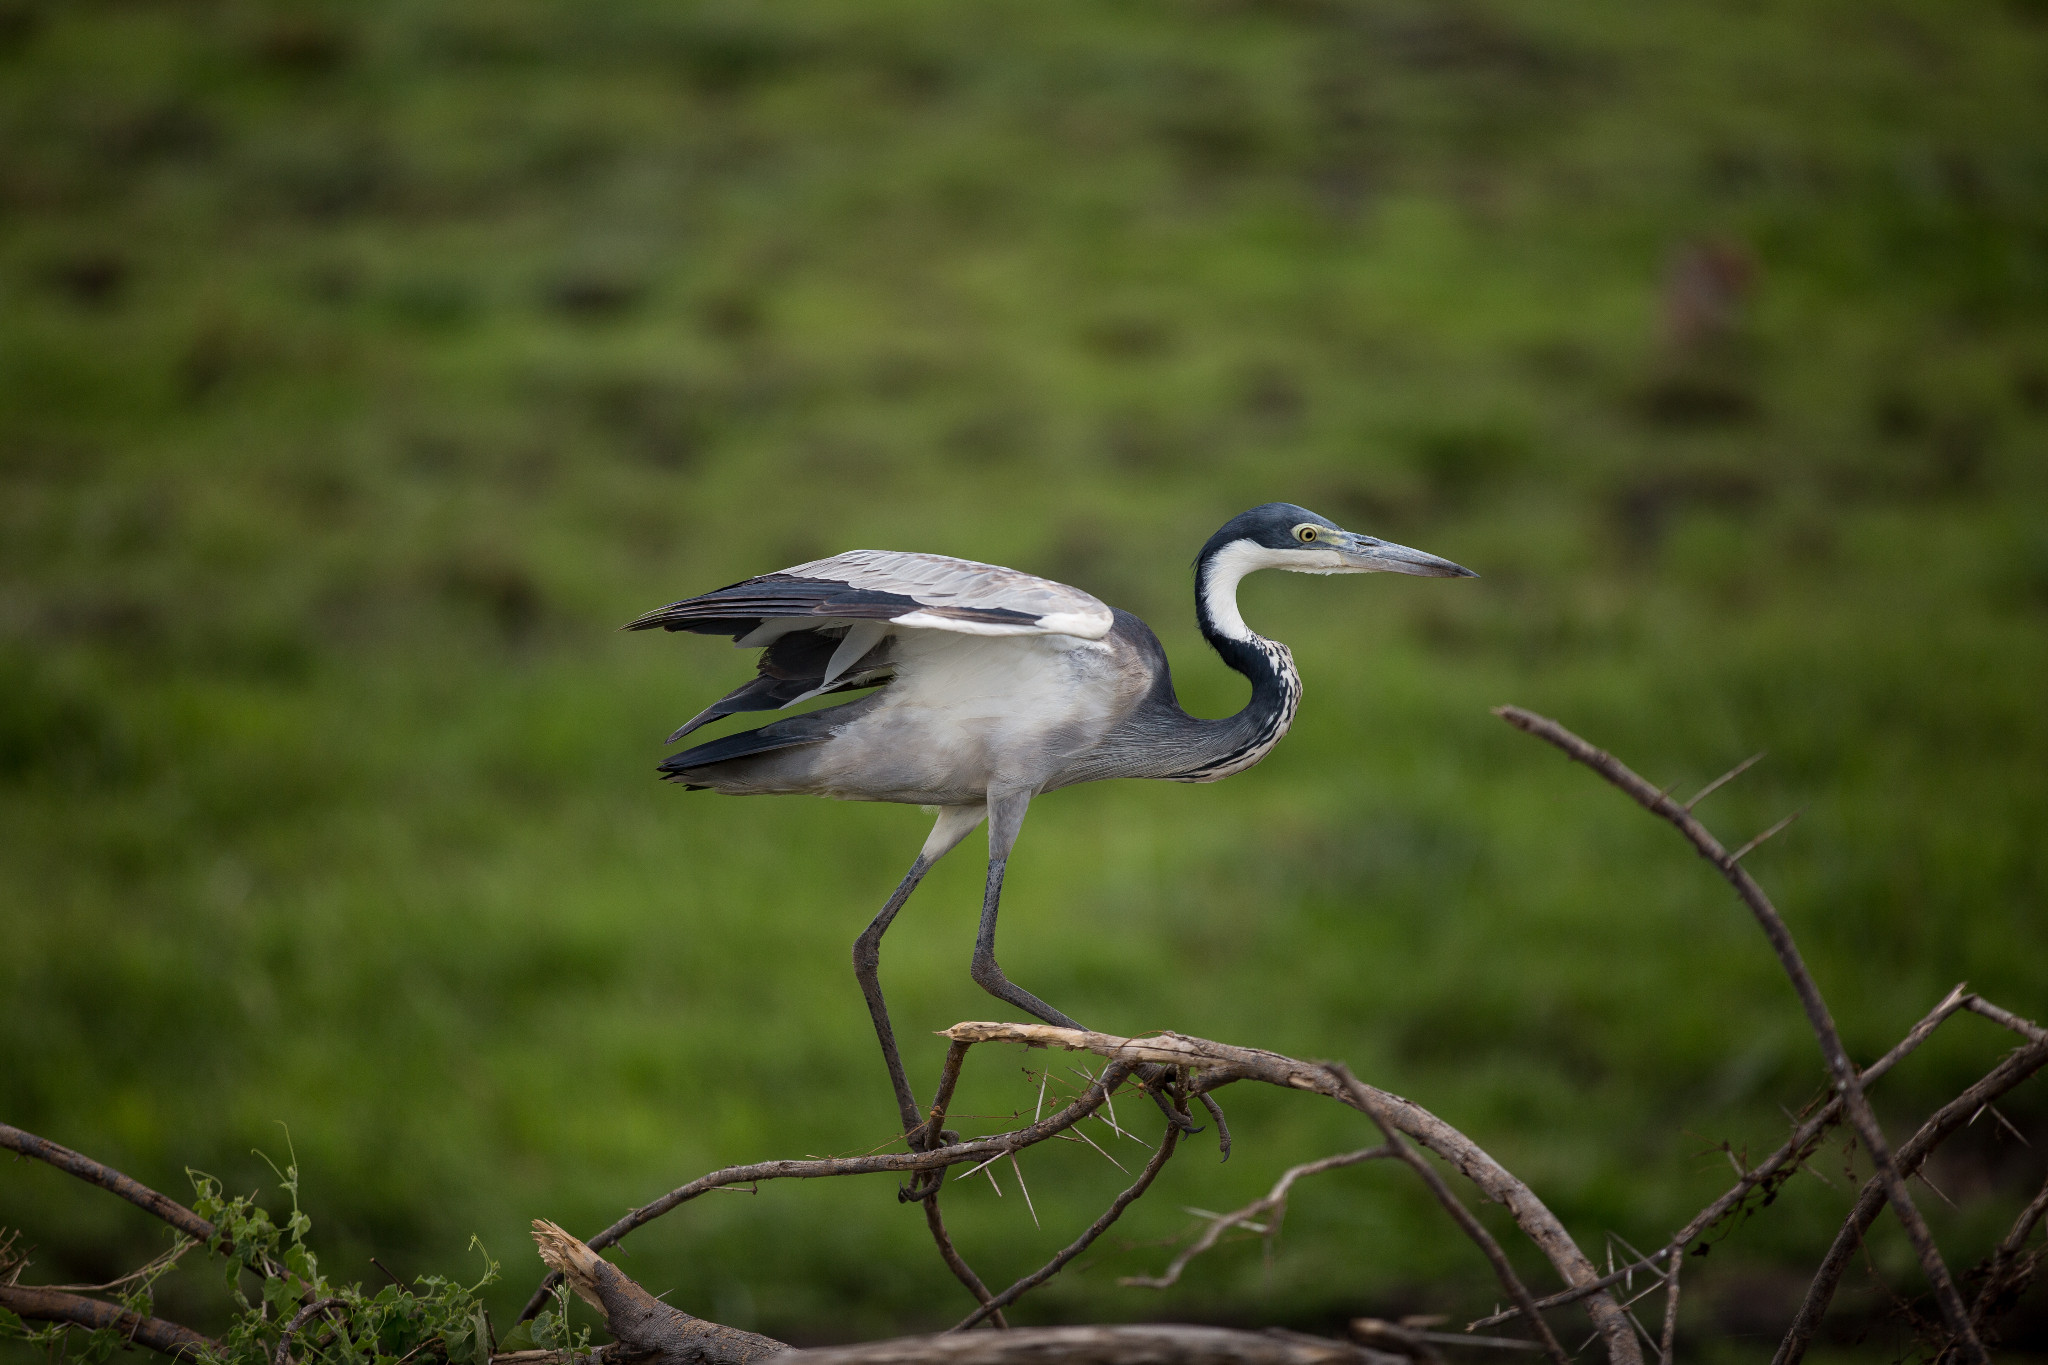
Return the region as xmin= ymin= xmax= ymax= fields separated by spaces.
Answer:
xmin=1199 ymin=503 xmax=1476 ymax=580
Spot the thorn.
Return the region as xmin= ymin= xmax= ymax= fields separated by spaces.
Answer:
xmin=1729 ymin=809 xmax=1801 ymax=863
xmin=1070 ymin=1124 xmax=1129 ymax=1174
xmin=1915 ymin=1170 xmax=1957 ymax=1210
xmin=1009 ymin=1155 xmax=1038 ymax=1229
xmin=1685 ymin=751 xmax=1766 ymax=810
xmin=956 ymin=1153 xmax=1005 ymax=1183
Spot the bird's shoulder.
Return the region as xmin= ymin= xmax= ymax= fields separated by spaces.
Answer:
xmin=781 ymin=550 xmax=1110 ymax=638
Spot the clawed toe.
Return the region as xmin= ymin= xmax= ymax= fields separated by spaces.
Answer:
xmin=1133 ymin=1065 xmax=1203 ymax=1134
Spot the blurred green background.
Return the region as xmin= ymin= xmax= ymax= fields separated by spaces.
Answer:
xmin=3 ymin=0 xmax=2046 ymax=1359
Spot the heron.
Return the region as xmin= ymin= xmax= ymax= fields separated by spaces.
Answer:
xmin=627 ymin=503 xmax=1474 ymax=1137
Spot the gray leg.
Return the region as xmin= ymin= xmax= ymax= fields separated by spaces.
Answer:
xmin=965 ymin=792 xmax=1200 ymax=1136
xmin=855 ymin=806 xmax=986 ymax=1135
xmin=968 ymin=791 xmax=1083 ymax=1030
xmin=854 ymin=857 xmax=936 ymax=1133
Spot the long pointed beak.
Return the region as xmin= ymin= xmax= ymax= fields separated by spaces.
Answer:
xmin=1332 ymin=531 xmax=1477 ymax=578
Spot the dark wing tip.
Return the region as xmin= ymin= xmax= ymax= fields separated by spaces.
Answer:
xmin=622 ymin=604 xmax=679 ymax=631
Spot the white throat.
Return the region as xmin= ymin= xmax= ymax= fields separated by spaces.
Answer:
xmin=1199 ymin=540 xmax=1303 ymax=642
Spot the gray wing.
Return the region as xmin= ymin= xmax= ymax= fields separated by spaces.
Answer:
xmin=780 ymin=550 xmax=1113 ymax=638
xmin=625 ymin=549 xmax=1113 ymax=641
xmin=627 ymin=549 xmax=1113 ymax=745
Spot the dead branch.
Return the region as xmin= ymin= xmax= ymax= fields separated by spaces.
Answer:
xmin=911 ymin=1041 xmax=975 ymax=1156
xmin=526 ymin=1225 xmax=1413 ymax=1365
xmin=1351 ymin=1319 xmax=1543 ymax=1357
xmin=1970 ymin=1175 xmax=2048 ymax=1334
xmin=0 ymin=1122 xmax=219 ymax=1247
xmin=942 ymin=1023 xmax=1642 ymax=1365
xmin=1330 ymin=1066 xmax=1571 ymax=1365
xmin=777 ymin=1325 xmax=1406 ymax=1365
xmin=950 ymin=1100 xmax=1185 ymax=1331
xmin=1655 ymin=1257 xmax=1678 ymax=1365
xmin=532 ymin=1220 xmax=787 ymax=1365
xmin=518 ymin=1063 xmax=1136 ymax=1321
xmin=39 ymin=1240 xmax=196 ymax=1295
xmin=922 ymin=1195 xmax=1008 ymax=1329
xmin=1121 ymin=1147 xmax=1393 ymax=1290
xmin=10 ymin=988 xmax=2037 ymax=1365
xmin=1964 ymin=995 xmax=2048 ymax=1047
xmin=11 ymin=709 xmax=2043 ymax=1365
xmin=1772 ymin=1037 xmax=2048 ymax=1364
xmin=1495 ymin=705 xmax=1987 ymax=1364
xmin=0 ymin=1283 xmax=218 ymax=1360
xmin=1469 ymin=981 xmax=1991 ymax=1329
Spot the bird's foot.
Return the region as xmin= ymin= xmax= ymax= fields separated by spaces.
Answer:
xmin=1132 ymin=1063 xmax=1203 ymax=1135
xmin=1199 ymin=1092 xmax=1232 ymax=1161
xmin=897 ymin=1127 xmax=961 ymax=1204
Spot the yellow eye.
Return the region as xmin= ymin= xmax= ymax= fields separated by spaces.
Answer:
xmin=1295 ymin=525 xmax=1319 ymax=543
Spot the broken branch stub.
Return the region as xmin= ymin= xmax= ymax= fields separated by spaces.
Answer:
xmin=531 ymin=1221 xmax=787 ymax=1365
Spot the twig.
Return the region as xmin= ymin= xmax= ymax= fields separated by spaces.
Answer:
xmin=1963 ymin=995 xmax=2048 ymax=1046
xmin=951 ymin=1022 xmax=1644 ymax=1365
xmin=274 ymin=1297 xmax=347 ymax=1365
xmin=0 ymin=1124 xmax=219 ymax=1247
xmin=915 ymin=1043 xmax=973 ymax=1151
xmin=519 ymin=1062 xmax=1134 ymax=1320
xmin=1657 ymin=1256 xmax=1679 ymax=1364
xmin=1496 ymin=705 xmax=1987 ymax=1365
xmin=1122 ymin=1148 xmax=1392 ymax=1290
xmin=0 ymin=1283 xmax=218 ymax=1360
xmin=1329 ymin=1065 xmax=1571 ymax=1365
xmin=1970 ymin=1175 xmax=2048 ymax=1331
xmin=950 ymin=1114 xmax=1185 ymax=1331
xmin=1773 ymin=1038 xmax=2048 ymax=1364
xmin=1472 ymin=982 xmax=1978 ymax=1329
xmin=921 ymin=1195 xmax=1006 ymax=1329
xmin=42 ymin=1241 xmax=194 ymax=1294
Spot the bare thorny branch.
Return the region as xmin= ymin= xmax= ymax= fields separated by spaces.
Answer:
xmin=1119 ymin=1148 xmax=1394 ymax=1291
xmin=1495 ymin=706 xmax=2002 ymax=1363
xmin=5 ymin=708 xmax=2044 ymax=1365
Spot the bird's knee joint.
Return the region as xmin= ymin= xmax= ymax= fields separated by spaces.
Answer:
xmin=969 ymin=955 xmax=1005 ymax=990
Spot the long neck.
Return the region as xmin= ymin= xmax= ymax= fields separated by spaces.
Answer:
xmin=1166 ymin=543 xmax=1303 ymax=782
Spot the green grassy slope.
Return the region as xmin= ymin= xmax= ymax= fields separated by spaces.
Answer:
xmin=3 ymin=0 xmax=2046 ymax=1355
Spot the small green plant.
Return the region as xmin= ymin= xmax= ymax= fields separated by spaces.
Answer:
xmin=2 ymin=1146 xmax=500 ymax=1365
xmin=522 ymin=1283 xmax=590 ymax=1358
xmin=0 ymin=1226 xmax=191 ymax=1365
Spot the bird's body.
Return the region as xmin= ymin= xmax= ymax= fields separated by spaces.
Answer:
xmin=658 ymin=605 xmax=1292 ymax=802
xmin=629 ymin=504 xmax=1473 ymax=1135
